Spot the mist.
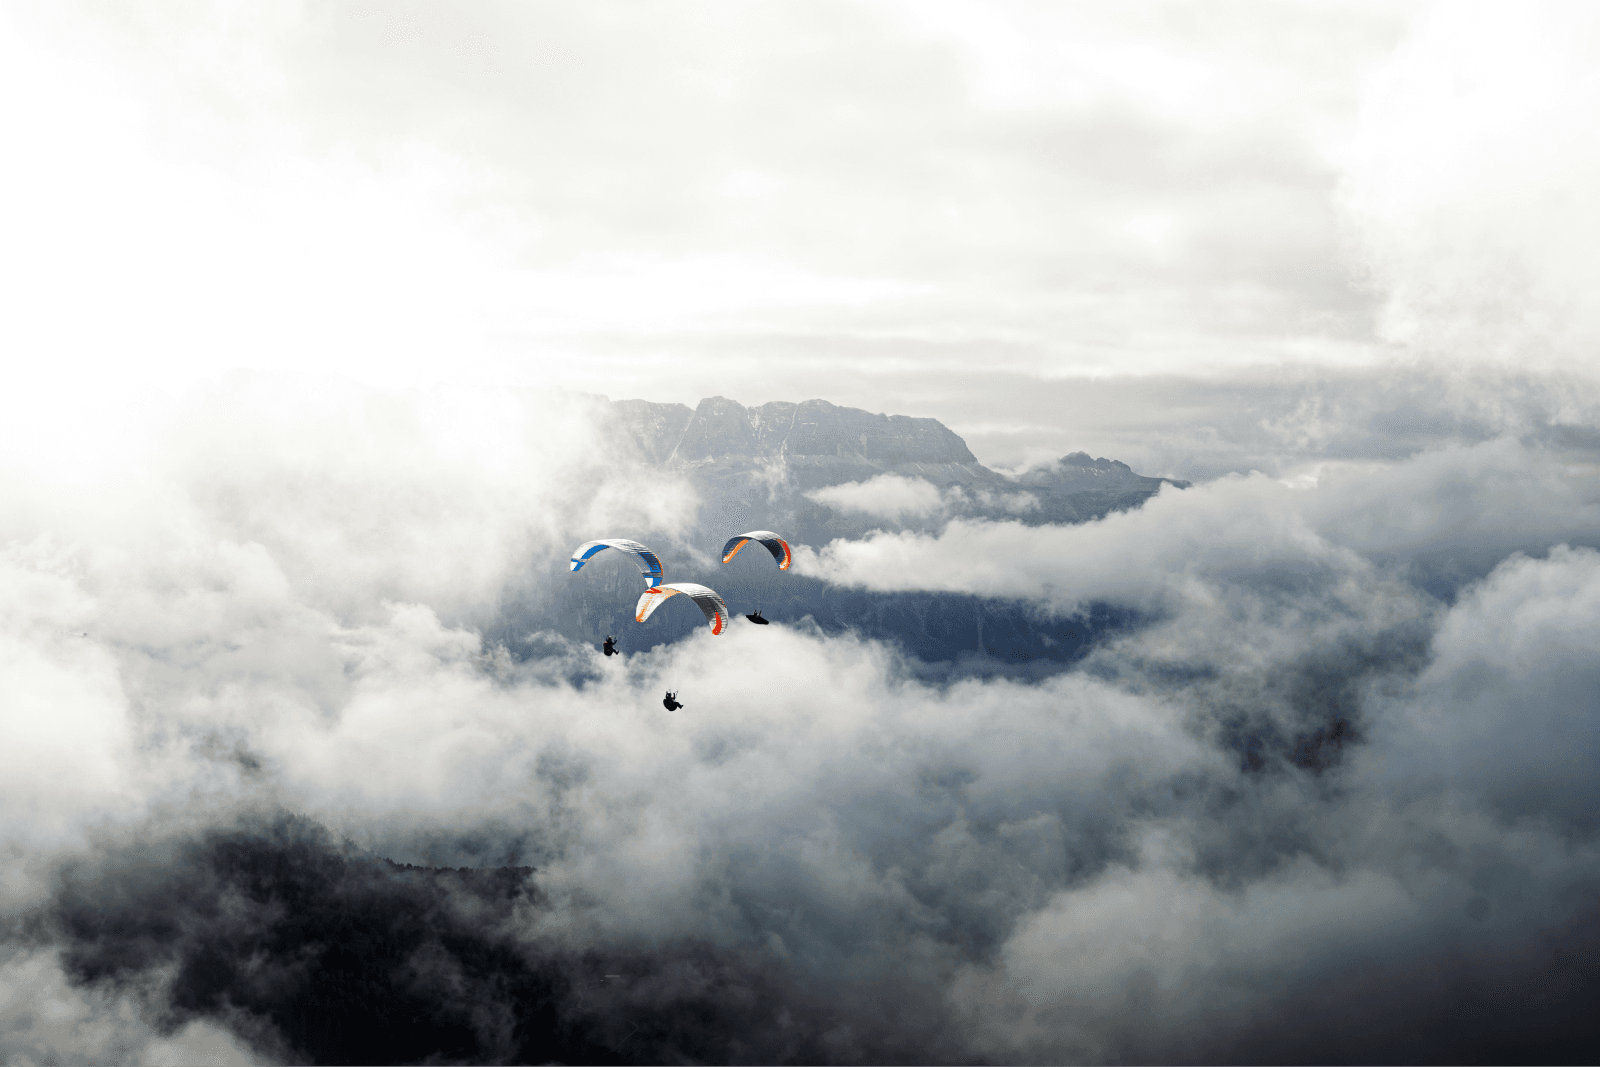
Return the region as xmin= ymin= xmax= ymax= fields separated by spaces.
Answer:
xmin=4 ymin=1 xmax=1600 ymax=1065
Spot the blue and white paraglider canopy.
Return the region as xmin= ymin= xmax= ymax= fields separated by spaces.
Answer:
xmin=569 ymin=538 xmax=664 ymax=588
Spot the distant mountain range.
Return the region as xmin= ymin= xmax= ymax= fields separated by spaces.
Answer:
xmin=610 ymin=396 xmax=990 ymax=486
xmin=502 ymin=395 xmax=1180 ymax=670
xmin=605 ymin=395 xmax=1187 ymax=526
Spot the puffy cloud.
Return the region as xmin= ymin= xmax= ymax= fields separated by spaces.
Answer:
xmin=0 ymin=948 xmax=259 ymax=1066
xmin=807 ymin=473 xmax=948 ymax=520
xmin=0 ymin=375 xmax=1595 ymax=1062
xmin=950 ymin=820 xmax=1600 ymax=1064
xmin=0 ymin=542 xmax=139 ymax=887
xmin=798 ymin=437 xmax=1600 ymax=618
xmin=1366 ymin=545 xmax=1600 ymax=828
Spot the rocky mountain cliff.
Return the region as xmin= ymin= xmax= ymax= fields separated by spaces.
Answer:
xmin=607 ymin=395 xmax=1185 ymax=503
xmin=611 ymin=396 xmax=993 ymax=488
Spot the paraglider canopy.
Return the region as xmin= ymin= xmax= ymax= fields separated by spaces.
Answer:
xmin=721 ymin=531 xmax=791 ymax=570
xmin=635 ymin=583 xmax=730 ymax=635
xmin=569 ymin=539 xmax=664 ymax=588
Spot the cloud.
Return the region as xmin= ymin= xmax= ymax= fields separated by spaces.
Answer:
xmin=1344 ymin=2 xmax=1600 ymax=373
xmin=807 ymin=473 xmax=947 ymax=520
xmin=0 ymin=947 xmax=259 ymax=1066
xmin=798 ymin=437 xmax=1600 ymax=617
xmin=3 ymin=4 xmax=1600 ymax=1062
xmin=1366 ymin=544 xmax=1600 ymax=829
xmin=805 ymin=475 xmax=1041 ymax=537
xmin=0 ymin=0 xmax=1410 ymax=432
xmin=0 ymin=375 xmax=1597 ymax=1062
xmin=0 ymin=542 xmax=138 ymax=876
xmin=947 ymin=360 xmax=1600 ymax=476
xmin=951 ymin=824 xmax=1600 ymax=1064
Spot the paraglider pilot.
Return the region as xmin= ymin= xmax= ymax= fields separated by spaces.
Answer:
xmin=602 ymin=635 xmax=618 ymax=657
xmin=663 ymin=690 xmax=684 ymax=712
xmin=745 ymin=610 xmax=769 ymax=625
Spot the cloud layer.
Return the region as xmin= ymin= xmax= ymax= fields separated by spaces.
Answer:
xmin=1 ymin=371 xmax=1597 ymax=1064
xmin=4 ymin=2 xmax=1600 ymax=1064
xmin=0 ymin=0 xmax=1412 ymax=449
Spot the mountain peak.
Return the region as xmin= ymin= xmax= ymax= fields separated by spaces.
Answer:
xmin=613 ymin=395 xmax=984 ymax=487
xmin=604 ymin=394 xmax=1185 ymax=505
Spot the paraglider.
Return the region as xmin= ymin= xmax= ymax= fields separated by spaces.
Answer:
xmin=602 ymin=635 xmax=618 ymax=656
xmin=721 ymin=531 xmax=791 ymax=570
xmin=635 ymin=583 xmax=731 ymax=635
xmin=723 ymin=531 xmax=790 ymax=623
xmin=663 ymin=690 xmax=684 ymax=712
xmin=569 ymin=539 xmax=664 ymax=588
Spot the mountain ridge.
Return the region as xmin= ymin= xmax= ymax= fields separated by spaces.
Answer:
xmin=606 ymin=394 xmax=1188 ymax=496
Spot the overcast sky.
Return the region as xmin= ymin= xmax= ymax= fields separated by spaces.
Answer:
xmin=10 ymin=0 xmax=1596 ymax=472
xmin=4 ymin=3 xmax=1600 ymax=1064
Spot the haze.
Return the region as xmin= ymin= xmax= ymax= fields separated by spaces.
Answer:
xmin=2 ymin=2 xmax=1598 ymax=1064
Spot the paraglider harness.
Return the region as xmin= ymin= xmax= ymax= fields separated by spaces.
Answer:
xmin=602 ymin=635 xmax=618 ymax=657
xmin=662 ymin=690 xmax=684 ymax=712
xmin=745 ymin=609 xmax=769 ymax=625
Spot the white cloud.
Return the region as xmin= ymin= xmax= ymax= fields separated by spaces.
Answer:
xmin=797 ymin=438 xmax=1600 ymax=620
xmin=1344 ymin=2 xmax=1600 ymax=373
xmin=807 ymin=474 xmax=947 ymax=520
xmin=0 ymin=949 xmax=260 ymax=1066
xmin=1365 ymin=544 xmax=1600 ymax=826
xmin=0 ymin=0 xmax=1412 ymax=429
xmin=0 ymin=543 xmax=138 ymax=881
xmin=807 ymin=475 xmax=1040 ymax=525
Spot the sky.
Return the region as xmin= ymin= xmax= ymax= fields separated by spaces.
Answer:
xmin=2 ymin=2 xmax=1600 ymax=1064
xmin=4 ymin=1 xmax=1598 ymax=468
xmin=14 ymin=0 xmax=1593 ymax=471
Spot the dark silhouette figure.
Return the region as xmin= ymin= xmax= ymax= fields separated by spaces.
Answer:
xmin=662 ymin=690 xmax=684 ymax=712
xmin=744 ymin=610 xmax=769 ymax=625
xmin=602 ymin=635 xmax=618 ymax=657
